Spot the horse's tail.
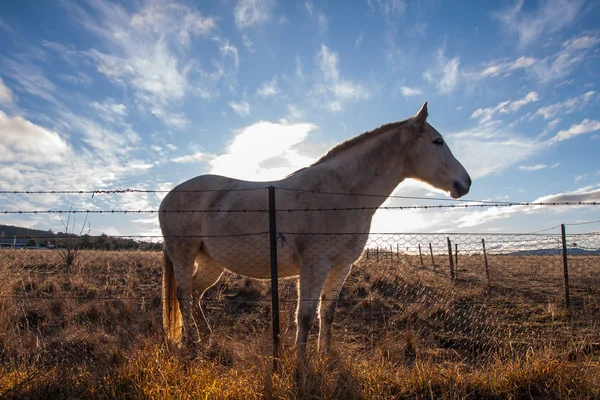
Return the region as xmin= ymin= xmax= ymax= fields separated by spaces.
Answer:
xmin=162 ymin=249 xmax=182 ymax=343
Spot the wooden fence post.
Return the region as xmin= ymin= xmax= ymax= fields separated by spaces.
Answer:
xmin=482 ymin=238 xmax=490 ymax=286
xmin=447 ymin=237 xmax=455 ymax=280
xmin=418 ymin=244 xmax=424 ymax=267
xmin=455 ymin=243 xmax=458 ymax=266
xmin=429 ymin=243 xmax=435 ymax=267
xmin=561 ymin=224 xmax=571 ymax=309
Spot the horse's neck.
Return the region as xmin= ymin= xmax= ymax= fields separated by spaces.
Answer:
xmin=302 ymin=130 xmax=409 ymax=206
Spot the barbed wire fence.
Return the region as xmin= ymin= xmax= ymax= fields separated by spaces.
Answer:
xmin=1 ymin=187 xmax=599 ymax=394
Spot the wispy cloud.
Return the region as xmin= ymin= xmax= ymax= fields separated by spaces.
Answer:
xmin=423 ymin=49 xmax=460 ymax=94
xmin=471 ymin=92 xmax=539 ymax=123
xmin=256 ymin=76 xmax=280 ymax=97
xmin=312 ymin=44 xmax=369 ymax=112
xmin=534 ymin=91 xmax=595 ymax=119
xmin=476 ymin=34 xmax=600 ymax=83
xmin=449 ymin=123 xmax=542 ymax=179
xmin=1 ymin=57 xmax=58 ymax=104
xmin=493 ymin=0 xmax=584 ymax=47
xmin=242 ymin=34 xmax=254 ymax=52
xmin=367 ymin=0 xmax=406 ymax=17
xmin=68 ymin=0 xmax=223 ymax=128
xmin=305 ymin=1 xmax=328 ymax=34
xmin=172 ymin=151 xmax=209 ymax=163
xmin=228 ymin=100 xmax=251 ymax=116
xmin=91 ymin=99 xmax=127 ymax=124
xmin=399 ymin=86 xmax=422 ymax=98
xmin=355 ymin=32 xmax=363 ymax=48
xmin=234 ymin=0 xmax=274 ymax=29
xmin=518 ymin=164 xmax=546 ymax=171
xmin=0 ymin=77 xmax=14 ymax=104
xmin=551 ymin=119 xmax=600 ymax=143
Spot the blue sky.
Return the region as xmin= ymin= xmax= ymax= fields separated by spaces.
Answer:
xmin=0 ymin=0 xmax=599 ymax=237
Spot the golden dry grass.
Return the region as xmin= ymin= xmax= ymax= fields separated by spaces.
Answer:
xmin=1 ymin=247 xmax=599 ymax=399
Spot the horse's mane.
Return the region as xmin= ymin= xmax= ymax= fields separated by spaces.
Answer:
xmin=310 ymin=119 xmax=409 ymax=167
xmin=285 ymin=119 xmax=411 ymax=178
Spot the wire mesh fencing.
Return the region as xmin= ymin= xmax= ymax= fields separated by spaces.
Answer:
xmin=1 ymin=231 xmax=598 ymax=372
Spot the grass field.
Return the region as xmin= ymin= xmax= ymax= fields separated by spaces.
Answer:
xmin=1 ymin=242 xmax=599 ymax=399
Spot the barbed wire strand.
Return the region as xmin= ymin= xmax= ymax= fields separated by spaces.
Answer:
xmin=1 ymin=201 xmax=599 ymax=215
xmin=0 ymin=187 xmax=268 ymax=195
xmin=1 ymin=186 xmax=593 ymax=208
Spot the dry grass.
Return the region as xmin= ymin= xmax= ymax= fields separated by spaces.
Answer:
xmin=1 ymin=247 xmax=599 ymax=399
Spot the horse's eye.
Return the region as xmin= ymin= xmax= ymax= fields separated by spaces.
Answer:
xmin=433 ymin=138 xmax=444 ymax=146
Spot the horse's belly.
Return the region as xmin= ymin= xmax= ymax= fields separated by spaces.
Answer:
xmin=201 ymin=236 xmax=300 ymax=279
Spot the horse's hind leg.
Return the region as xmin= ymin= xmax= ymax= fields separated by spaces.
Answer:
xmin=295 ymin=263 xmax=329 ymax=359
xmin=318 ymin=263 xmax=352 ymax=355
xmin=166 ymin=239 xmax=202 ymax=345
xmin=191 ymin=251 xmax=224 ymax=340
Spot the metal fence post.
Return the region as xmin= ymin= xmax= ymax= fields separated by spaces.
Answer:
xmin=482 ymin=238 xmax=490 ymax=286
xmin=561 ymin=224 xmax=571 ymax=310
xmin=268 ymin=186 xmax=280 ymax=366
xmin=447 ymin=237 xmax=455 ymax=280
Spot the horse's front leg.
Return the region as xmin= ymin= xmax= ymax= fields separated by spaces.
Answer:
xmin=318 ymin=263 xmax=352 ymax=355
xmin=173 ymin=264 xmax=200 ymax=346
xmin=295 ymin=265 xmax=329 ymax=359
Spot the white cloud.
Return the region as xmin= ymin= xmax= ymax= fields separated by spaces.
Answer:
xmin=551 ymin=119 xmax=600 ymax=143
xmin=449 ymin=124 xmax=542 ymax=179
xmin=312 ymin=44 xmax=369 ymax=112
xmin=493 ymin=0 xmax=584 ymax=47
xmin=0 ymin=110 xmax=73 ymax=164
xmin=471 ymin=92 xmax=539 ymax=123
xmin=209 ymin=121 xmax=317 ymax=181
xmin=305 ymin=1 xmax=328 ymax=34
xmin=534 ymin=91 xmax=595 ymax=119
xmin=423 ymin=49 xmax=460 ymax=94
xmin=228 ymin=100 xmax=251 ymax=116
xmin=256 ymin=76 xmax=280 ymax=97
xmin=0 ymin=77 xmax=14 ymax=104
xmin=400 ymin=86 xmax=422 ymax=98
xmin=518 ymin=164 xmax=546 ymax=171
xmin=172 ymin=151 xmax=209 ymax=163
xmin=234 ymin=0 xmax=274 ymax=28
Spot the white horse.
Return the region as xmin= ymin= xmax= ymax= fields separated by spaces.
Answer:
xmin=159 ymin=103 xmax=471 ymax=358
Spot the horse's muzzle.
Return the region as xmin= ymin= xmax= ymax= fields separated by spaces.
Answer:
xmin=452 ymin=177 xmax=471 ymax=198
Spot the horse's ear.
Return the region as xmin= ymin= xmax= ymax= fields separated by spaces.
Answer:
xmin=414 ymin=102 xmax=428 ymax=124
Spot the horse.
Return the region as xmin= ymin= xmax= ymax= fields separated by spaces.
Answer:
xmin=159 ymin=102 xmax=471 ymax=358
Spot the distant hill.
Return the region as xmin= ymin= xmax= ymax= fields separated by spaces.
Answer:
xmin=0 ymin=224 xmax=59 ymax=239
xmin=506 ymin=248 xmax=600 ymax=256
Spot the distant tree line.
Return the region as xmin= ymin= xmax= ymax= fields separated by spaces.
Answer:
xmin=50 ymin=234 xmax=162 ymax=251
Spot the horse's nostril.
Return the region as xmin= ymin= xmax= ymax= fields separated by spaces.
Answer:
xmin=453 ymin=180 xmax=470 ymax=197
xmin=467 ymin=176 xmax=472 ymax=187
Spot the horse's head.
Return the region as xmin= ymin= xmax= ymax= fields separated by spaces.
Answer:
xmin=404 ymin=102 xmax=471 ymax=199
